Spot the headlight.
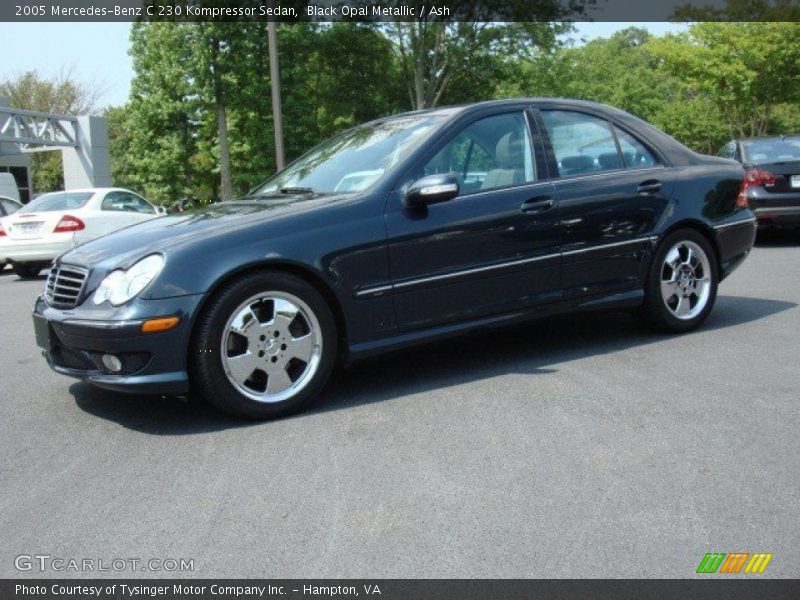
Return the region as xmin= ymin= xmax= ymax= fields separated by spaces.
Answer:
xmin=93 ymin=254 xmax=165 ymax=306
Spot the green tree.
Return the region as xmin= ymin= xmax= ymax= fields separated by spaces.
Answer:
xmin=648 ymin=23 xmax=800 ymax=139
xmin=124 ymin=22 xmax=199 ymax=203
xmin=387 ymin=22 xmax=572 ymax=109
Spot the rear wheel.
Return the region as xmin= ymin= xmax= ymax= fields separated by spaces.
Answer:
xmin=642 ymin=229 xmax=718 ymax=333
xmin=189 ymin=271 xmax=337 ymax=419
xmin=12 ymin=262 xmax=45 ymax=279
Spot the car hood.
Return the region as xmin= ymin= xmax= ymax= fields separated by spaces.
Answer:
xmin=58 ymin=195 xmax=344 ymax=271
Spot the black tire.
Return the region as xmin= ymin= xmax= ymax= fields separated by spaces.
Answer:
xmin=641 ymin=229 xmax=718 ymax=333
xmin=12 ymin=262 xmax=44 ymax=279
xmin=189 ymin=270 xmax=338 ymax=419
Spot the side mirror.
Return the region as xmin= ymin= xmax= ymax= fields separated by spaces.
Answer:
xmin=156 ymin=206 xmax=167 ymax=216
xmin=405 ymin=174 xmax=459 ymax=208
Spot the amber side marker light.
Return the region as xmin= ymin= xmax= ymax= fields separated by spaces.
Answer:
xmin=141 ymin=316 xmax=180 ymax=333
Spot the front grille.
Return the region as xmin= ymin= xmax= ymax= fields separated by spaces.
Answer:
xmin=45 ymin=264 xmax=89 ymax=309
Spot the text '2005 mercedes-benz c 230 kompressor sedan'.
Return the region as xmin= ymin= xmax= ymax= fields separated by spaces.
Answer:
xmin=32 ymin=99 xmax=756 ymax=419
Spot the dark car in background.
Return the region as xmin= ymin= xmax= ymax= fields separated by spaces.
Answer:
xmin=719 ymin=135 xmax=800 ymax=230
xmin=32 ymin=99 xmax=756 ymax=419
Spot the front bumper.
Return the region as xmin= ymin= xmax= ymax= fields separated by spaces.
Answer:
xmin=33 ymin=293 xmax=205 ymax=395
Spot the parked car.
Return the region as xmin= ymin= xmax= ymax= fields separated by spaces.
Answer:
xmin=33 ymin=99 xmax=756 ymax=419
xmin=719 ymin=135 xmax=800 ymax=230
xmin=0 ymin=195 xmax=22 ymax=269
xmin=1 ymin=188 xmax=164 ymax=278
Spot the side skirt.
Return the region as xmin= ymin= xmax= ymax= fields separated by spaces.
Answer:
xmin=344 ymin=289 xmax=644 ymax=365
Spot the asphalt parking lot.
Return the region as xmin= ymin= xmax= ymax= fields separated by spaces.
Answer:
xmin=1 ymin=235 xmax=799 ymax=579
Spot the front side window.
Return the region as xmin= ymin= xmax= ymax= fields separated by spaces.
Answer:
xmin=541 ymin=110 xmax=621 ymax=177
xmin=18 ymin=191 xmax=93 ymax=213
xmin=423 ymin=112 xmax=535 ymax=194
xmin=253 ymin=115 xmax=444 ymax=196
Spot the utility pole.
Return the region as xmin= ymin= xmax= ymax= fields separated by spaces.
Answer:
xmin=267 ymin=19 xmax=285 ymax=171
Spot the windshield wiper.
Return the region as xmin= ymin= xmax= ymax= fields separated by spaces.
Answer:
xmin=279 ymin=186 xmax=315 ymax=194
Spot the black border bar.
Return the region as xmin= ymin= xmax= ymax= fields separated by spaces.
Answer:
xmin=4 ymin=579 xmax=800 ymax=600
xmin=3 ymin=0 xmax=800 ymax=22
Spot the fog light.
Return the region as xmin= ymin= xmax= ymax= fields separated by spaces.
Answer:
xmin=101 ymin=354 xmax=123 ymax=373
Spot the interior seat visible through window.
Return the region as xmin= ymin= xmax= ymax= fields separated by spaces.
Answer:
xmin=481 ymin=131 xmax=527 ymax=190
xmin=422 ymin=111 xmax=535 ymax=195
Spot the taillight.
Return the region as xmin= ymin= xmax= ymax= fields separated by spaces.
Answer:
xmin=53 ymin=215 xmax=85 ymax=233
xmin=737 ymin=167 xmax=776 ymax=209
xmin=745 ymin=167 xmax=776 ymax=186
xmin=0 ymin=223 xmax=6 ymax=237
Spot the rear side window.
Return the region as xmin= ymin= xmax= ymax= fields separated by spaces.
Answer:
xmin=615 ymin=126 xmax=657 ymax=168
xmin=18 ymin=192 xmax=93 ymax=213
xmin=541 ymin=110 xmax=659 ymax=177
xmin=540 ymin=111 xmax=620 ymax=177
xmin=102 ymin=192 xmax=155 ymax=214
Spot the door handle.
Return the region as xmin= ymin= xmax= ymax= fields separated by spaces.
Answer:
xmin=520 ymin=196 xmax=554 ymax=214
xmin=636 ymin=180 xmax=662 ymax=195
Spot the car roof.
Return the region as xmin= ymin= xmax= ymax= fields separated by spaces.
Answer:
xmin=387 ymin=97 xmax=632 ymax=118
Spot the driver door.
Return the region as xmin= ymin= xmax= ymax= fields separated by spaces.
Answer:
xmin=386 ymin=110 xmax=562 ymax=331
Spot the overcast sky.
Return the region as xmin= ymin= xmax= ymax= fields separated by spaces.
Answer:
xmin=0 ymin=22 xmax=687 ymax=110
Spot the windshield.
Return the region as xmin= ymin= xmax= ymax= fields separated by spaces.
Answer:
xmin=19 ymin=191 xmax=94 ymax=213
xmin=742 ymin=136 xmax=800 ymax=164
xmin=252 ymin=115 xmax=444 ymax=196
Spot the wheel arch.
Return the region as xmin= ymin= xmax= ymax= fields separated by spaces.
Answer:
xmin=656 ymin=219 xmax=721 ymax=271
xmin=187 ymin=260 xmax=349 ymax=365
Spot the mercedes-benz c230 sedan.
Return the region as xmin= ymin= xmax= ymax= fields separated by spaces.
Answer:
xmin=33 ymin=99 xmax=756 ymax=419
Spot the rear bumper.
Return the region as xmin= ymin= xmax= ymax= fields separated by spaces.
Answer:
xmin=747 ymin=190 xmax=800 ymax=227
xmin=0 ymin=237 xmax=73 ymax=263
xmin=713 ymin=214 xmax=757 ymax=280
xmin=33 ymin=293 xmax=205 ymax=395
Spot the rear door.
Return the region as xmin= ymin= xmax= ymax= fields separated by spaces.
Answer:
xmin=535 ymin=108 xmax=675 ymax=300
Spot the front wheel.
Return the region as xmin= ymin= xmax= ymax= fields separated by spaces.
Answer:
xmin=641 ymin=229 xmax=718 ymax=333
xmin=189 ymin=271 xmax=337 ymax=419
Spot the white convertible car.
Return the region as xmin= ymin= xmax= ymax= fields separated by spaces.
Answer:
xmin=0 ymin=188 xmax=164 ymax=278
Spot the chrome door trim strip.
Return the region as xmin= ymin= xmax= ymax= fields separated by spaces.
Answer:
xmin=713 ymin=216 xmax=757 ymax=230
xmin=561 ymin=236 xmax=653 ymax=258
xmin=392 ymin=251 xmax=562 ymax=291
xmin=753 ymin=207 xmax=800 ymax=214
xmin=354 ymin=236 xmax=655 ymax=298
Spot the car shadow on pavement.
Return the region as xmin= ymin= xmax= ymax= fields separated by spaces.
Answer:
xmin=71 ymin=295 xmax=796 ymax=434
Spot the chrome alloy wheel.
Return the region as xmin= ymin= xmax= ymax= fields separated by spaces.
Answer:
xmin=221 ymin=292 xmax=322 ymax=403
xmin=659 ymin=240 xmax=712 ymax=321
